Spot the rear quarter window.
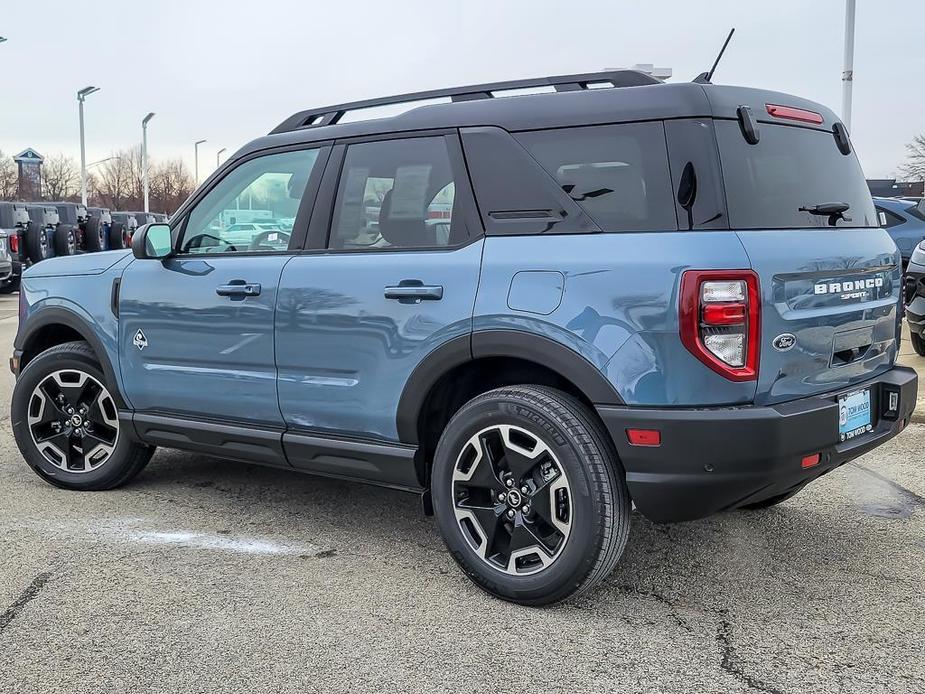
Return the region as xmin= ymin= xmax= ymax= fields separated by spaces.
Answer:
xmin=515 ymin=123 xmax=678 ymax=232
xmin=716 ymin=121 xmax=877 ymax=229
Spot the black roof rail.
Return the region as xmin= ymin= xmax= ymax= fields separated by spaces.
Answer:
xmin=270 ymin=69 xmax=661 ymax=135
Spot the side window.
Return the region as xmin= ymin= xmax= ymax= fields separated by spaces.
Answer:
xmin=180 ymin=148 xmax=320 ymax=254
xmin=515 ymin=123 xmax=678 ymax=232
xmin=329 ymin=137 xmax=465 ymax=250
xmin=876 ymin=207 xmax=906 ymax=229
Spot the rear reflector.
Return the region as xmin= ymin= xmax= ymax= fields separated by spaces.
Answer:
xmin=626 ymin=429 xmax=661 ymax=447
xmin=766 ymin=103 xmax=824 ymax=125
xmin=801 ymin=453 xmax=821 ymax=469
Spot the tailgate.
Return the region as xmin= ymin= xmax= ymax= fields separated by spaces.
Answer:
xmin=737 ymin=228 xmax=900 ymax=405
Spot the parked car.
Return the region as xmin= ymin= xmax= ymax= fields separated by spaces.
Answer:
xmin=873 ymin=196 xmax=925 ymax=267
xmin=9 ymin=69 xmax=917 ymax=605
xmin=25 ymin=204 xmax=75 ymax=258
xmin=0 ymin=229 xmax=14 ymax=292
xmin=0 ymin=202 xmax=30 ymax=290
xmin=902 ymin=241 xmax=925 ymax=355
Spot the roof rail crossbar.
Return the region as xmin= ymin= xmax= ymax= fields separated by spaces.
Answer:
xmin=269 ymin=69 xmax=660 ymax=135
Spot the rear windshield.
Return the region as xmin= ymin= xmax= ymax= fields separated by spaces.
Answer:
xmin=716 ymin=121 xmax=877 ymax=229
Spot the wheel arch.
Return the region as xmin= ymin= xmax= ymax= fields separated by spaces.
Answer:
xmin=16 ymin=307 xmax=126 ymax=409
xmin=397 ymin=330 xmax=624 ymax=486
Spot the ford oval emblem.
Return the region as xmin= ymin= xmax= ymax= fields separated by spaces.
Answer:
xmin=772 ymin=333 xmax=796 ymax=352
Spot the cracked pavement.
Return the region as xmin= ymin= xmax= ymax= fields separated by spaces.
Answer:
xmin=0 ymin=294 xmax=923 ymax=693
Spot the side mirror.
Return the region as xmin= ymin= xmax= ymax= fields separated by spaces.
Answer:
xmin=132 ymin=223 xmax=173 ymax=260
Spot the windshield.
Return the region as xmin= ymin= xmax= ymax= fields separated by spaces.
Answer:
xmin=716 ymin=121 xmax=877 ymax=229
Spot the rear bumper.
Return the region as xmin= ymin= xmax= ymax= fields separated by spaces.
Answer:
xmin=596 ymin=366 xmax=918 ymax=523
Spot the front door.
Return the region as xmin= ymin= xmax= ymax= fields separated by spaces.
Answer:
xmin=276 ymin=134 xmax=483 ymax=442
xmin=119 ymin=147 xmax=326 ymax=426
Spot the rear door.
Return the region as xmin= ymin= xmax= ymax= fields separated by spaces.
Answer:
xmin=275 ymin=133 xmax=483 ymax=446
xmin=714 ymin=118 xmax=899 ymax=405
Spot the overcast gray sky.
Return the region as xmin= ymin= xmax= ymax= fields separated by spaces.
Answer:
xmin=1 ymin=0 xmax=921 ymax=179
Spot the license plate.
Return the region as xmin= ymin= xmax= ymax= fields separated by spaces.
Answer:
xmin=838 ymin=388 xmax=872 ymax=442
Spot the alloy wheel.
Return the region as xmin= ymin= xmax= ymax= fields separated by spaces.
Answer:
xmin=452 ymin=424 xmax=572 ymax=576
xmin=27 ymin=369 xmax=119 ymax=473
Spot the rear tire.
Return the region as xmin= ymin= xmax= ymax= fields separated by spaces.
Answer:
xmin=911 ymin=332 xmax=925 ymax=357
xmin=11 ymin=341 xmax=155 ymax=491
xmin=84 ymin=217 xmax=105 ymax=252
xmin=431 ymin=385 xmax=631 ymax=606
xmin=53 ymin=224 xmax=77 ymax=256
xmin=25 ymin=222 xmax=49 ymax=263
xmin=108 ymin=222 xmax=125 ymax=250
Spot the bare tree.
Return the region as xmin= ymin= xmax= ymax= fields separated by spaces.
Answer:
xmin=0 ymin=150 xmax=17 ymax=200
xmin=150 ymin=159 xmax=195 ymax=214
xmin=900 ymin=135 xmax=925 ymax=181
xmin=42 ymin=153 xmax=81 ymax=201
xmin=90 ymin=150 xmax=135 ymax=210
xmin=88 ymin=148 xmax=193 ymax=214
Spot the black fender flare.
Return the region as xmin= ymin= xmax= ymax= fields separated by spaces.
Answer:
xmin=16 ymin=306 xmax=127 ymax=409
xmin=396 ymin=329 xmax=624 ymax=444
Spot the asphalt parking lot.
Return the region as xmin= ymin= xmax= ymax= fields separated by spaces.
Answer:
xmin=0 ymin=292 xmax=923 ymax=694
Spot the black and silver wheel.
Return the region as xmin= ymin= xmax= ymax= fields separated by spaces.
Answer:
xmin=432 ymin=385 xmax=630 ymax=605
xmin=27 ymin=369 xmax=119 ymax=472
xmin=12 ymin=341 xmax=154 ymax=490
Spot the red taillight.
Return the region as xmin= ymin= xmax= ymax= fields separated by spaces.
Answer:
xmin=626 ymin=428 xmax=661 ymax=447
xmin=9 ymin=234 xmax=18 ymax=254
xmin=766 ymin=103 xmax=824 ymax=125
xmin=680 ymin=270 xmax=760 ymax=382
xmin=702 ymin=303 xmax=746 ymax=326
xmin=801 ymin=453 xmax=821 ymax=469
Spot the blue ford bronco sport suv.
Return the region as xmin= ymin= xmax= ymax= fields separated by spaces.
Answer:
xmin=10 ymin=70 xmax=918 ymax=605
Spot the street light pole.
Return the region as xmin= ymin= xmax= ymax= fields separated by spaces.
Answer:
xmin=216 ymin=147 xmax=227 ymax=168
xmin=142 ymin=113 xmax=155 ymax=213
xmin=77 ymin=86 xmax=100 ymax=207
xmin=841 ymin=0 xmax=856 ymax=131
xmin=194 ymin=139 xmax=207 ymax=183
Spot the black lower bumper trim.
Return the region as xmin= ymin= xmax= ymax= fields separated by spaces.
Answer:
xmin=596 ymin=366 xmax=918 ymax=523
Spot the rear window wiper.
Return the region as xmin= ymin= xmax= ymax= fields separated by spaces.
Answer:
xmin=798 ymin=202 xmax=851 ymax=226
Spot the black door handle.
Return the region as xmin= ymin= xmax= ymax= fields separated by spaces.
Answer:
xmin=216 ymin=280 xmax=261 ymax=298
xmin=384 ymin=281 xmax=443 ymax=303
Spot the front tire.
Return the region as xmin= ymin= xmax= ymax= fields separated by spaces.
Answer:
xmin=431 ymin=385 xmax=630 ymax=606
xmin=11 ymin=341 xmax=154 ymax=490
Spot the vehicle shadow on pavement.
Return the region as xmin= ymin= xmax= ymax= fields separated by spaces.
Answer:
xmin=131 ymin=449 xmax=902 ymax=611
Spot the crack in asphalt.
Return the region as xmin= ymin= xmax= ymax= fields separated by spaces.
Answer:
xmin=613 ymin=584 xmax=692 ymax=631
xmin=716 ymin=612 xmax=785 ymax=694
xmin=0 ymin=571 xmax=53 ymax=633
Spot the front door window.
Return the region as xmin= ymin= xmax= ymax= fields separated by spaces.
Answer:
xmin=180 ymin=149 xmax=320 ymax=254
